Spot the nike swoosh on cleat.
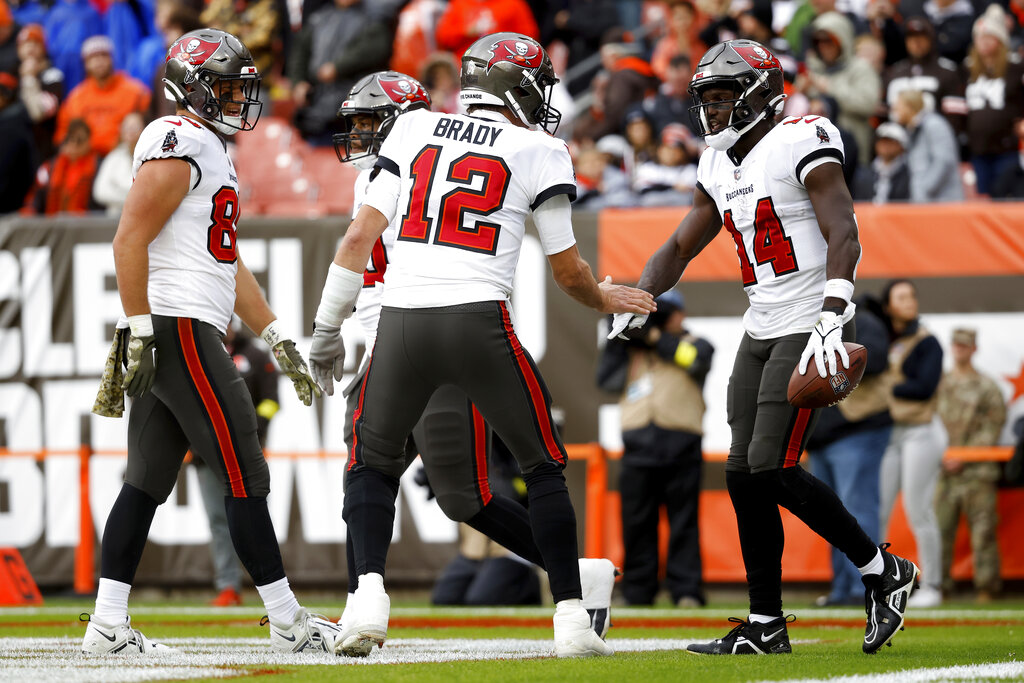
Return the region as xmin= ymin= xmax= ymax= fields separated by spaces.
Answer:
xmin=95 ymin=629 xmax=117 ymax=642
xmin=274 ymin=630 xmax=297 ymax=642
xmin=892 ymin=563 xmax=901 ymax=582
xmin=761 ymin=628 xmax=785 ymax=642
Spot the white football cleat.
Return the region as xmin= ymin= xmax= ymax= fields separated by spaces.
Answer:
xmin=336 ymin=591 xmax=355 ymax=630
xmin=265 ymin=607 xmax=343 ymax=654
xmin=553 ymin=601 xmax=614 ymax=658
xmin=80 ymin=613 xmax=177 ymax=655
xmin=336 ymin=573 xmax=390 ymax=657
xmin=579 ymin=558 xmax=617 ymax=639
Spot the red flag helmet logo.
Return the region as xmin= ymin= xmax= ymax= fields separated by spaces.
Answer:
xmin=169 ymin=36 xmax=222 ymax=65
xmin=732 ymin=44 xmax=781 ymax=71
xmin=376 ymin=75 xmax=430 ymax=108
xmin=485 ymin=38 xmax=543 ymax=73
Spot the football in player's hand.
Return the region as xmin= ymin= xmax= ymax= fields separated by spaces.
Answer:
xmin=787 ymin=342 xmax=867 ymax=409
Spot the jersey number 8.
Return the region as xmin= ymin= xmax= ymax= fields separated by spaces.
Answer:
xmin=208 ymin=186 xmax=239 ymax=264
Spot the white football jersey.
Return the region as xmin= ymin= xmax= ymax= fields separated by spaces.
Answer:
xmin=351 ymin=166 xmax=394 ymax=351
xmin=362 ymin=108 xmax=577 ymax=308
xmin=132 ymin=115 xmax=241 ymax=334
xmin=697 ymin=115 xmax=848 ymax=339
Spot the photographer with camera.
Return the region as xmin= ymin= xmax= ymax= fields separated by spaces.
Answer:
xmin=597 ymin=290 xmax=714 ymax=607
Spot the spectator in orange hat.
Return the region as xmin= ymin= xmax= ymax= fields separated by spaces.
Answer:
xmin=17 ymin=23 xmax=64 ymax=160
xmin=38 ymin=117 xmax=99 ymax=214
xmin=54 ymin=35 xmax=149 ymax=156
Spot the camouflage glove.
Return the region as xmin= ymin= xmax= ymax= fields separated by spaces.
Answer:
xmin=123 ymin=315 xmax=158 ymax=398
xmin=308 ymin=322 xmax=345 ymax=396
xmin=260 ymin=321 xmax=321 ymax=406
xmin=93 ymin=327 xmax=128 ymax=417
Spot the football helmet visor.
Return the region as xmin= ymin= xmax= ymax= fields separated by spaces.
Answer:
xmin=163 ymin=29 xmax=262 ymax=136
xmin=688 ymin=39 xmax=785 ymax=151
xmin=459 ymin=32 xmax=561 ymax=134
xmin=333 ymin=71 xmax=431 ymax=167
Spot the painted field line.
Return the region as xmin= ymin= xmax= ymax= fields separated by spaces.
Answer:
xmin=765 ymin=660 xmax=1024 ymax=683
xmin=0 ymin=636 xmax=731 ymax=682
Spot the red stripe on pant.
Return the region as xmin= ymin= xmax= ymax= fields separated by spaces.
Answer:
xmin=470 ymin=404 xmax=492 ymax=505
xmin=349 ymin=355 xmax=374 ymax=472
xmin=498 ymin=302 xmax=565 ymax=465
xmin=177 ymin=318 xmax=247 ymax=497
xmin=783 ymin=408 xmax=812 ymax=468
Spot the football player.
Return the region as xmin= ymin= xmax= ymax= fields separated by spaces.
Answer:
xmin=322 ymin=70 xmax=618 ymax=652
xmin=608 ymin=40 xmax=919 ymax=655
xmin=309 ymin=34 xmax=655 ymax=657
xmin=83 ymin=29 xmax=341 ymax=656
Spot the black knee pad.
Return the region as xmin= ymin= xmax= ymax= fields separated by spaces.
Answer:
xmin=435 ymin=492 xmax=479 ymax=523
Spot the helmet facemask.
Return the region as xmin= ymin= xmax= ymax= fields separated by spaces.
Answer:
xmin=185 ymin=70 xmax=262 ymax=135
xmin=333 ymin=109 xmax=396 ymax=167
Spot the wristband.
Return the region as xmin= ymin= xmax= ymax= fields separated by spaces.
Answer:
xmin=823 ymin=278 xmax=855 ymax=304
xmin=127 ymin=314 xmax=154 ymax=338
xmin=315 ymin=263 xmax=363 ymax=328
xmin=259 ymin=319 xmax=284 ymax=348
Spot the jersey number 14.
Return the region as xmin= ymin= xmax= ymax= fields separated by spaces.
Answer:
xmin=723 ymin=197 xmax=798 ymax=286
xmin=397 ymin=145 xmax=511 ymax=256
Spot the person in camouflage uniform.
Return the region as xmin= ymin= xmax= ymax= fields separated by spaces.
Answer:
xmin=935 ymin=328 xmax=1007 ymax=602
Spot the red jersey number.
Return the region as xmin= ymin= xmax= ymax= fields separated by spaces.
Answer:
xmin=398 ymin=148 xmax=510 ymax=255
xmin=723 ymin=197 xmax=799 ymax=286
xmin=208 ymin=186 xmax=239 ymax=264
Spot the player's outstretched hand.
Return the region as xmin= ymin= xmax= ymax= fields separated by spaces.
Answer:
xmin=798 ymin=311 xmax=849 ymax=378
xmin=598 ymin=276 xmax=657 ymax=315
xmin=272 ymin=339 xmax=321 ymax=406
xmin=309 ymin=323 xmax=345 ymax=396
xmin=607 ymin=312 xmax=648 ymax=340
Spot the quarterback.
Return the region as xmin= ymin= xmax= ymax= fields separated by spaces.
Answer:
xmin=610 ymin=39 xmax=919 ymax=655
xmin=84 ymin=29 xmax=340 ymax=656
xmin=310 ymin=33 xmax=654 ymax=658
xmin=320 ymin=70 xmax=617 ymax=653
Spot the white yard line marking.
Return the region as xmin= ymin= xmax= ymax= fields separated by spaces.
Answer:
xmin=0 ymin=637 xmax=705 ymax=682
xmin=763 ymin=660 xmax=1024 ymax=683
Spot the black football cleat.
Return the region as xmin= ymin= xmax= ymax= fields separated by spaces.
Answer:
xmin=686 ymin=615 xmax=794 ymax=655
xmin=862 ymin=543 xmax=919 ymax=654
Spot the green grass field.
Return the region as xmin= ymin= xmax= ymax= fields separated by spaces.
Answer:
xmin=2 ymin=596 xmax=1023 ymax=682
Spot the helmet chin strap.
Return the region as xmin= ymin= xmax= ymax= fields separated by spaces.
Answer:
xmin=704 ymin=108 xmax=767 ymax=151
xmin=353 ymin=154 xmax=377 ymax=170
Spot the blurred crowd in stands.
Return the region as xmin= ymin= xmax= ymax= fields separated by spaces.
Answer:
xmin=2 ymin=0 xmax=1024 ymax=218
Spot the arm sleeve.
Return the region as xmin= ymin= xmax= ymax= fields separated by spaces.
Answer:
xmin=892 ymin=336 xmax=944 ymax=400
xmin=531 ymin=193 xmax=576 ymax=255
xmin=362 ymin=161 xmax=402 ymax=224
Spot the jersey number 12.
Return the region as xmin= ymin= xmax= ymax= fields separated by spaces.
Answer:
xmin=397 ymin=145 xmax=511 ymax=255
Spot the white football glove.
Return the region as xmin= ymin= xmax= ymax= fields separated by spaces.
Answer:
xmin=798 ymin=311 xmax=849 ymax=378
xmin=607 ymin=312 xmax=648 ymax=340
xmin=308 ymin=323 xmax=345 ymax=396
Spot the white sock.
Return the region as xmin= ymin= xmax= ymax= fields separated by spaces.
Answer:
xmin=858 ymin=548 xmax=884 ymax=576
xmin=257 ymin=577 xmax=301 ymax=626
xmin=94 ymin=578 xmax=131 ymax=624
xmin=357 ymin=572 xmax=384 ymax=591
xmin=749 ymin=613 xmax=779 ymax=624
xmin=555 ymin=598 xmax=582 ymax=612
